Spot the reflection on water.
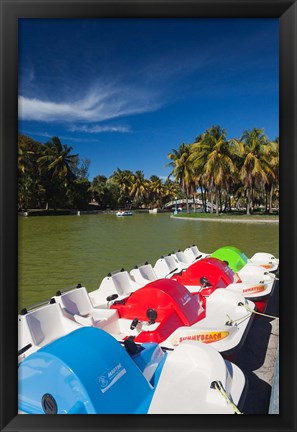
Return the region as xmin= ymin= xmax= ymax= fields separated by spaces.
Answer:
xmin=18 ymin=213 xmax=279 ymax=309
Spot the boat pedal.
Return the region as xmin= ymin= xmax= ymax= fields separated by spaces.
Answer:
xmin=146 ymin=308 xmax=157 ymax=324
xmin=18 ymin=343 xmax=32 ymax=356
xmin=106 ymin=294 xmax=118 ymax=302
xmin=130 ymin=318 xmax=140 ymax=330
xmin=123 ymin=336 xmax=140 ymax=355
xmin=113 ymin=299 xmax=125 ymax=305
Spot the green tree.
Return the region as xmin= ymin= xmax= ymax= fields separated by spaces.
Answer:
xmin=108 ymin=169 xmax=134 ymax=207
xmin=90 ymin=175 xmax=108 ymax=206
xmin=37 ymin=137 xmax=78 ymax=210
xmin=162 ymin=178 xmax=181 ymax=209
xmin=167 ymin=143 xmax=195 ymax=213
xmin=236 ymin=128 xmax=272 ymax=215
xmin=191 ymin=126 xmax=237 ymax=215
xmin=18 ymin=135 xmax=45 ymax=210
xmin=38 ymin=137 xmax=78 ymax=181
xmin=264 ymin=138 xmax=279 ymax=213
xmin=129 ymin=170 xmax=148 ymax=207
xmin=66 ymin=178 xmax=92 ymax=209
xmin=147 ymin=175 xmax=166 ymax=208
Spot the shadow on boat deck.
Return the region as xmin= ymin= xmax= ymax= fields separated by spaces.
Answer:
xmin=234 ymin=281 xmax=279 ymax=414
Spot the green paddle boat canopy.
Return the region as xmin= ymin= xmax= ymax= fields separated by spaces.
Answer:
xmin=211 ymin=246 xmax=249 ymax=272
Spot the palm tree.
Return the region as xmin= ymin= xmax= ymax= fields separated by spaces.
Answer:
xmin=162 ymin=178 xmax=180 ymax=207
xmin=167 ymin=143 xmax=195 ymax=213
xmin=264 ymin=138 xmax=279 ymax=213
xmin=18 ymin=135 xmax=45 ymax=210
xmin=129 ymin=170 xmax=148 ymax=207
xmin=18 ymin=134 xmax=42 ymax=174
xmin=109 ymin=169 xmax=133 ymax=193
xmin=37 ymin=137 xmax=78 ymax=209
xmin=190 ymin=126 xmax=237 ymax=215
xmin=38 ymin=137 xmax=78 ymax=181
xmin=18 ymin=137 xmax=30 ymax=174
xmin=147 ymin=175 xmax=166 ymax=208
xmin=18 ymin=136 xmax=33 ymax=210
xmin=108 ymin=169 xmax=134 ymax=207
xmin=90 ymin=175 xmax=108 ymax=205
xmin=235 ymin=128 xmax=274 ymax=215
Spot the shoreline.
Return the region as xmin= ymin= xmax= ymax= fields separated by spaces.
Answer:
xmin=171 ymin=215 xmax=279 ymax=224
xmin=18 ymin=209 xmax=170 ymax=217
xmin=18 ymin=209 xmax=279 ymax=224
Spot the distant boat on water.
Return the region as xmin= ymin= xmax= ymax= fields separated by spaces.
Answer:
xmin=116 ymin=210 xmax=133 ymax=217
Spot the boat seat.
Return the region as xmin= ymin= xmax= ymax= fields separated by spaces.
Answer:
xmin=184 ymin=245 xmax=207 ymax=263
xmin=20 ymin=302 xmax=81 ymax=349
xmin=54 ymin=287 xmax=120 ymax=331
xmin=89 ymin=270 xmax=143 ymax=307
xmin=111 ymin=271 xmax=135 ymax=295
xmin=172 ymin=251 xmax=192 ymax=266
xmin=130 ymin=263 xmax=158 ymax=285
xmin=153 ymin=255 xmax=185 ymax=279
xmin=56 ymin=287 xmax=96 ymax=316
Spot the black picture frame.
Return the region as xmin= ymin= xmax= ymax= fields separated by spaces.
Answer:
xmin=0 ymin=1 xmax=296 ymax=431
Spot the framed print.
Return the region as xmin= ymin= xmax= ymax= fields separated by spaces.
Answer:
xmin=1 ymin=0 xmax=296 ymax=431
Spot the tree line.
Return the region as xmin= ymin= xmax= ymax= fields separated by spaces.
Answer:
xmin=18 ymin=125 xmax=279 ymax=215
xmin=18 ymin=135 xmax=92 ymax=211
xmin=17 ymin=134 xmax=178 ymax=211
xmin=167 ymin=125 xmax=279 ymax=215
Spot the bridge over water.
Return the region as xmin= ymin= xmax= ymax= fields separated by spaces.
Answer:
xmin=164 ymin=198 xmax=217 ymax=211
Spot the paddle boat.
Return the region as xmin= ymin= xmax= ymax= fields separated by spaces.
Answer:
xmin=130 ymin=256 xmax=276 ymax=314
xmin=211 ymin=245 xmax=279 ymax=273
xmin=171 ymin=256 xmax=276 ymax=314
xmin=54 ymin=279 xmax=256 ymax=356
xmin=89 ymin=264 xmax=217 ymax=308
xmin=107 ymin=279 xmax=255 ymax=356
xmin=18 ymin=326 xmax=247 ymax=414
xmin=19 ymin=281 xmax=254 ymax=360
xmin=116 ymin=210 xmax=133 ymax=217
xmin=183 ymin=244 xmax=279 ymax=273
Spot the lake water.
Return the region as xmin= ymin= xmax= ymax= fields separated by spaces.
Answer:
xmin=18 ymin=213 xmax=279 ymax=309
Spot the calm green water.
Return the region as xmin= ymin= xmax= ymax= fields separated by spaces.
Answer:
xmin=18 ymin=213 xmax=279 ymax=309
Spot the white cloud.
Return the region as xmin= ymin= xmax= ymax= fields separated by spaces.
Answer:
xmin=18 ymin=83 xmax=161 ymax=123
xmin=68 ymin=124 xmax=130 ymax=133
xmin=20 ymin=130 xmax=101 ymax=143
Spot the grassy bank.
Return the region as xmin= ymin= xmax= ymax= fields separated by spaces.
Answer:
xmin=172 ymin=212 xmax=279 ymax=221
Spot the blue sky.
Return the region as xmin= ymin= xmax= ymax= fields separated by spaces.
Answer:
xmin=18 ymin=18 xmax=279 ymax=181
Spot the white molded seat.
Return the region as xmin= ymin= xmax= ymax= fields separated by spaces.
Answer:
xmin=153 ymin=255 xmax=185 ymax=278
xmin=171 ymin=250 xmax=193 ymax=266
xmin=54 ymin=287 xmax=120 ymax=332
xmin=184 ymin=245 xmax=208 ymax=263
xmin=130 ymin=263 xmax=158 ymax=285
xmin=89 ymin=270 xmax=143 ymax=307
xmin=18 ymin=301 xmax=81 ymax=359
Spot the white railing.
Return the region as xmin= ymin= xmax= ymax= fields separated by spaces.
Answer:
xmin=164 ymin=198 xmax=216 ymax=210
